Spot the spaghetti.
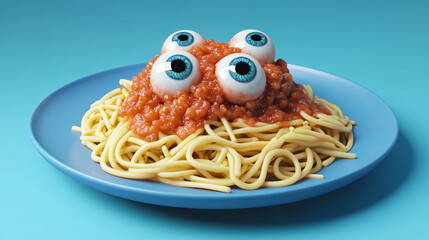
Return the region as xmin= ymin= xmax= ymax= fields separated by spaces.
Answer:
xmin=72 ymin=79 xmax=355 ymax=193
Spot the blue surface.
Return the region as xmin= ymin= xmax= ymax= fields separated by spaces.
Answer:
xmin=29 ymin=63 xmax=397 ymax=209
xmin=2 ymin=0 xmax=428 ymax=238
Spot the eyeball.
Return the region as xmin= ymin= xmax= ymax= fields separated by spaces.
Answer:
xmin=215 ymin=53 xmax=266 ymax=104
xmin=161 ymin=30 xmax=206 ymax=54
xmin=229 ymin=29 xmax=275 ymax=63
xmin=151 ymin=50 xmax=201 ymax=97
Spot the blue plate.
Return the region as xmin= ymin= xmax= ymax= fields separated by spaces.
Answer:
xmin=29 ymin=63 xmax=398 ymax=209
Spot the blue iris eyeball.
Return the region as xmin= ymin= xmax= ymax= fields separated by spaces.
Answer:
xmin=228 ymin=57 xmax=257 ymax=83
xmin=172 ymin=32 xmax=194 ymax=47
xmin=165 ymin=55 xmax=193 ymax=80
xmin=162 ymin=30 xmax=206 ymax=54
xmin=245 ymin=32 xmax=267 ymax=47
xmin=151 ymin=50 xmax=201 ymax=98
xmin=215 ymin=53 xmax=266 ymax=104
xmin=229 ymin=29 xmax=275 ymax=64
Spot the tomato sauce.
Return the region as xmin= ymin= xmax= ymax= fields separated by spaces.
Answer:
xmin=119 ymin=40 xmax=330 ymax=141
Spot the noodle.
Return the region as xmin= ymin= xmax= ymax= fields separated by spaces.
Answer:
xmin=72 ymin=79 xmax=355 ymax=193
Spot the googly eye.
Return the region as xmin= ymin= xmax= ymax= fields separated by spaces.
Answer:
xmin=161 ymin=30 xmax=206 ymax=54
xmin=151 ymin=50 xmax=201 ymax=97
xmin=229 ymin=29 xmax=275 ymax=63
xmin=215 ymin=53 xmax=266 ymax=104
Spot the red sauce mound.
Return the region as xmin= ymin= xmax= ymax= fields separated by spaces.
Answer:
xmin=120 ymin=40 xmax=330 ymax=141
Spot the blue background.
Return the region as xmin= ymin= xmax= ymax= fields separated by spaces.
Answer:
xmin=1 ymin=0 xmax=428 ymax=239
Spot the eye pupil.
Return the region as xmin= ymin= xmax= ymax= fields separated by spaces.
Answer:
xmin=235 ymin=62 xmax=251 ymax=75
xmin=178 ymin=34 xmax=189 ymax=41
xmin=250 ymin=34 xmax=262 ymax=42
xmin=171 ymin=59 xmax=186 ymax=73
